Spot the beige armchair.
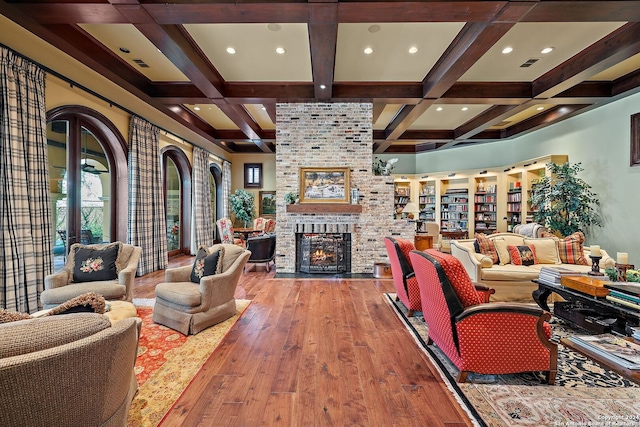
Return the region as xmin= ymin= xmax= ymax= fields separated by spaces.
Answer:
xmin=0 ymin=313 xmax=141 ymax=427
xmin=153 ymin=243 xmax=250 ymax=335
xmin=41 ymin=242 xmax=142 ymax=309
xmin=424 ymin=222 xmax=442 ymax=251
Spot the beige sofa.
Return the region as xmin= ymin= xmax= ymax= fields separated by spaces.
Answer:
xmin=0 ymin=313 xmax=141 ymax=427
xmin=450 ymin=232 xmax=615 ymax=302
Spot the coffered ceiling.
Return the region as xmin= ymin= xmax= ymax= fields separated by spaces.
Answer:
xmin=2 ymin=1 xmax=640 ymax=154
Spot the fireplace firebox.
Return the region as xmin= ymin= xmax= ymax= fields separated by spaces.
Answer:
xmin=296 ymin=233 xmax=351 ymax=274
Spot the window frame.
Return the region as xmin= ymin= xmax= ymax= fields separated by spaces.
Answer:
xmin=244 ymin=163 xmax=263 ymax=188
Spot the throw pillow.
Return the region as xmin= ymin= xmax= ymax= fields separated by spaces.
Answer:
xmin=475 ymin=233 xmax=498 ymax=264
xmin=557 ymin=231 xmax=588 ymax=265
xmin=524 ymin=237 xmax=561 ymax=264
xmin=0 ymin=309 xmax=31 ymax=323
xmin=47 ymin=292 xmax=106 ymax=316
xmin=492 ymin=237 xmax=511 ymax=265
xmin=190 ymin=246 xmax=223 ymax=283
xmin=71 ymin=242 xmax=122 ymax=283
xmin=508 ymin=245 xmax=538 ymax=266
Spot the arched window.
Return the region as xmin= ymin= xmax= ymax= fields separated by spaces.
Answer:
xmin=47 ymin=106 xmax=127 ymax=269
xmin=161 ymin=146 xmax=191 ymax=256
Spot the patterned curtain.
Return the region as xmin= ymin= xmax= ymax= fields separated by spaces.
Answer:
xmin=222 ymin=160 xmax=231 ymax=218
xmin=190 ymin=146 xmax=214 ymax=254
xmin=0 ymin=46 xmax=51 ymax=312
xmin=127 ymin=115 xmax=167 ymax=276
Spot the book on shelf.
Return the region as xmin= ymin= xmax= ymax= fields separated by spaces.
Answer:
xmin=567 ymin=334 xmax=640 ymax=369
xmin=606 ymin=294 xmax=640 ymax=311
xmin=608 ymin=290 xmax=640 ymax=305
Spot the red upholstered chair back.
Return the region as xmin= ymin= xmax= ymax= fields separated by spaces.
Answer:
xmin=253 ymin=217 xmax=266 ymax=230
xmin=383 ymin=237 xmax=422 ymax=314
xmin=423 ymin=250 xmax=482 ymax=308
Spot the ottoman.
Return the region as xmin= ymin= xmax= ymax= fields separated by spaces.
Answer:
xmin=105 ymin=301 xmax=138 ymax=323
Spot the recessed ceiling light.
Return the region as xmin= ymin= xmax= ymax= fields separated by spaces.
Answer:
xmin=502 ymin=47 xmax=513 ymax=54
xmin=226 ymin=47 xmax=236 ymax=54
xmin=320 ymin=84 xmax=327 ymax=89
xmin=261 ymin=106 xmax=266 ymax=111
xmin=408 ymin=46 xmax=418 ymax=54
xmin=275 ymin=47 xmax=286 ymax=55
xmin=436 ymin=107 xmax=443 ymax=111
xmin=537 ymin=106 xmax=544 ymax=111
xmin=541 ymin=47 xmax=554 ymax=54
xmin=119 ymin=47 xmax=130 ymax=54
xmin=368 ymin=25 xmax=381 ymax=33
xmin=267 ymin=23 xmax=281 ymax=32
xmin=194 ymin=106 xmax=200 ymax=111
xmin=461 ymin=107 xmax=469 ymax=111
xmin=364 ymin=47 xmax=373 ymax=55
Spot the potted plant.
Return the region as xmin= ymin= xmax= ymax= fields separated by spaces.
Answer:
xmin=284 ymin=191 xmax=298 ymax=205
xmin=529 ymin=162 xmax=601 ymax=237
xmin=229 ymin=189 xmax=255 ymax=228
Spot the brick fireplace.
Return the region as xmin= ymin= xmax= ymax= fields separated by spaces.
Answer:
xmin=274 ymin=103 xmax=414 ymax=274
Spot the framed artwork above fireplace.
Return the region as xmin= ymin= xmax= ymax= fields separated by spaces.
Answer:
xmin=299 ymin=167 xmax=350 ymax=204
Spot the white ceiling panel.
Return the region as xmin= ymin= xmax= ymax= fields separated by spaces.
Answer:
xmin=373 ymin=104 xmax=403 ymax=130
xmin=186 ymin=104 xmax=239 ymax=129
xmin=410 ymin=104 xmax=493 ymax=130
xmin=79 ymin=24 xmax=189 ymax=82
xmin=184 ymin=23 xmax=312 ymax=82
xmin=461 ymin=22 xmax=626 ymax=82
xmin=335 ymin=22 xmax=465 ymax=82
xmin=244 ymin=104 xmax=275 ymax=130
xmin=589 ymin=52 xmax=640 ymax=81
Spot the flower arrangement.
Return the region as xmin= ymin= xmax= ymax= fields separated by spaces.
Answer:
xmin=605 ymin=267 xmax=618 ymax=282
xmin=284 ymin=192 xmax=298 ymax=204
xmin=626 ymin=269 xmax=640 ymax=283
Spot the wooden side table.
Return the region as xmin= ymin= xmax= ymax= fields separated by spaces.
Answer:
xmin=414 ymin=234 xmax=433 ymax=251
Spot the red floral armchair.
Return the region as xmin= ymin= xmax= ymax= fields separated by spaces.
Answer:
xmin=408 ymin=249 xmax=557 ymax=384
xmin=384 ymin=237 xmax=422 ymax=316
xmin=216 ymin=218 xmax=244 ymax=246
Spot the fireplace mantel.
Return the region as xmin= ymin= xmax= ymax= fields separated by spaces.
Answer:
xmin=287 ymin=203 xmax=362 ymax=214
xmin=286 ymin=204 xmax=362 ymax=214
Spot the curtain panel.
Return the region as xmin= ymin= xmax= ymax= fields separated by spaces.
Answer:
xmin=222 ymin=160 xmax=231 ymax=218
xmin=0 ymin=46 xmax=51 ymax=312
xmin=127 ymin=115 xmax=167 ymax=276
xmin=190 ymin=146 xmax=214 ymax=254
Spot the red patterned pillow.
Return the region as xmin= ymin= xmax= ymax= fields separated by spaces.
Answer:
xmin=507 ymin=245 xmax=538 ymax=266
xmin=557 ymin=231 xmax=588 ymax=265
xmin=475 ymin=233 xmax=498 ymax=264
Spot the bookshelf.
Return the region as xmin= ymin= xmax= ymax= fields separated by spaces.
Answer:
xmin=506 ymin=171 xmax=523 ymax=231
xmin=473 ymin=177 xmax=497 ymax=234
xmin=418 ymin=180 xmax=437 ymax=223
xmin=440 ymin=179 xmax=469 ymax=233
xmin=394 ymin=181 xmax=411 ymax=219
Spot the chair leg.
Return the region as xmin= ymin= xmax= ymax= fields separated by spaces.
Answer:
xmin=407 ymin=309 xmax=414 ymax=317
xmin=457 ymin=371 xmax=469 ymax=383
xmin=544 ymin=370 xmax=556 ymax=385
xmin=266 ymin=262 xmax=270 ymax=273
xmin=395 ymin=296 xmax=400 ymax=302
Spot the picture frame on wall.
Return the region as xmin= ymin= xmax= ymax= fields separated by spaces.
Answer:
xmin=259 ymin=191 xmax=276 ymax=218
xmin=631 ymin=112 xmax=640 ymax=167
xmin=299 ymin=167 xmax=350 ymax=204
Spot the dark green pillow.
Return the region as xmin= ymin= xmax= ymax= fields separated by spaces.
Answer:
xmin=190 ymin=248 xmax=222 ymax=283
xmin=72 ymin=243 xmax=121 ymax=283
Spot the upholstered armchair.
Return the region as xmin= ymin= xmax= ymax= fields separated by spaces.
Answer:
xmin=408 ymin=249 xmax=557 ymax=384
xmin=384 ymin=237 xmax=422 ymax=317
xmin=153 ymin=243 xmax=250 ymax=335
xmin=245 ymin=233 xmax=276 ymax=272
xmin=424 ymin=221 xmax=442 ymax=251
xmin=216 ymin=218 xmax=244 ymax=245
xmin=41 ymin=242 xmax=142 ymax=309
xmin=252 ymin=217 xmax=275 ymax=236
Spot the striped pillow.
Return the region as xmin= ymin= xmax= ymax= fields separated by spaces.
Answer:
xmin=475 ymin=233 xmax=498 ymax=264
xmin=557 ymin=231 xmax=588 ymax=265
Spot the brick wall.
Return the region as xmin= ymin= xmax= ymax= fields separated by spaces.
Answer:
xmin=275 ymin=102 xmax=414 ymax=274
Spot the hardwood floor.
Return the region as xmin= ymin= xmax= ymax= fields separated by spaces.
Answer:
xmin=134 ymin=256 xmax=472 ymax=427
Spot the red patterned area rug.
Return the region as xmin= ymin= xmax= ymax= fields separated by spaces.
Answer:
xmin=386 ymin=293 xmax=640 ymax=427
xmin=127 ymin=299 xmax=251 ymax=427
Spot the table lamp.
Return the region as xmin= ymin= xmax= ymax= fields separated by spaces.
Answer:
xmin=402 ymin=201 xmax=420 ymax=220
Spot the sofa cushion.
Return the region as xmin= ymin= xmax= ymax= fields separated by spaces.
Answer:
xmin=557 ymin=232 xmax=588 ymax=265
xmin=0 ymin=309 xmax=31 ymax=323
xmin=72 ymin=242 xmax=122 ymax=283
xmin=473 ymin=253 xmax=494 ymax=268
xmin=190 ymin=246 xmax=223 ymax=283
xmin=46 ymin=292 xmax=106 ymax=316
xmin=475 ymin=233 xmax=498 ymax=264
xmin=508 ymin=245 xmax=538 ymax=266
xmin=0 ymin=313 xmax=111 ymax=358
xmin=492 ymin=238 xmax=511 ymax=265
xmin=524 ymin=237 xmax=561 ymax=264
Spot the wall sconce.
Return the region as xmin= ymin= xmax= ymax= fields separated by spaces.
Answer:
xmin=448 ymin=173 xmax=456 ymax=177
xmin=523 ymin=163 xmax=532 ymax=167
xmin=421 ymin=175 xmax=429 ymax=179
xmin=503 ymin=168 xmax=511 ymax=172
xmin=479 ymin=170 xmax=487 ymax=175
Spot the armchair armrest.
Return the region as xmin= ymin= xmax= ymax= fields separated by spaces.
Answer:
xmin=44 ymin=270 xmax=70 ymax=290
xmin=472 ymin=282 xmax=495 ymax=303
xmin=450 ymin=241 xmax=482 ymax=282
xmin=165 ymin=265 xmax=192 ymax=282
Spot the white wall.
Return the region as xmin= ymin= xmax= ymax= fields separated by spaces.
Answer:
xmin=415 ymin=91 xmax=640 ymax=266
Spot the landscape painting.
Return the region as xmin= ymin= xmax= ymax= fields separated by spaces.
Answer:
xmin=299 ymin=167 xmax=350 ymax=204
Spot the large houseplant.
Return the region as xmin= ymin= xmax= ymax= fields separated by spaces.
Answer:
xmin=529 ymin=162 xmax=601 ymax=237
xmin=229 ymin=189 xmax=255 ymax=227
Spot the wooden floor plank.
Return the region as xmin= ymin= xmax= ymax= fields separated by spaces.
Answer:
xmin=134 ymin=256 xmax=473 ymax=427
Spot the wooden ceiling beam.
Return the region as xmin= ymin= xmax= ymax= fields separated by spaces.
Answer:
xmin=522 ymin=1 xmax=640 ymax=22
xmin=309 ymin=3 xmax=338 ymax=99
xmin=213 ymin=101 xmax=272 ymax=152
xmin=453 ymin=104 xmax=522 ymax=140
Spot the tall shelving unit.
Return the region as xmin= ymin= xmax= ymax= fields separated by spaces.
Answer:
xmin=393 ymin=181 xmax=411 ymax=219
xmin=440 ymin=178 xmax=469 ymax=233
xmin=473 ymin=176 xmax=497 ymax=234
xmin=418 ymin=180 xmax=437 ymax=223
xmin=506 ymin=171 xmax=523 ymax=231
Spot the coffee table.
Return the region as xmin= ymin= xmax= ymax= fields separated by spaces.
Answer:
xmin=533 ymin=280 xmax=640 ymax=335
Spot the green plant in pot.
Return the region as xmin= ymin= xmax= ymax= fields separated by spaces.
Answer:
xmin=229 ymin=189 xmax=255 ymax=228
xmin=529 ymin=162 xmax=601 ymax=237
